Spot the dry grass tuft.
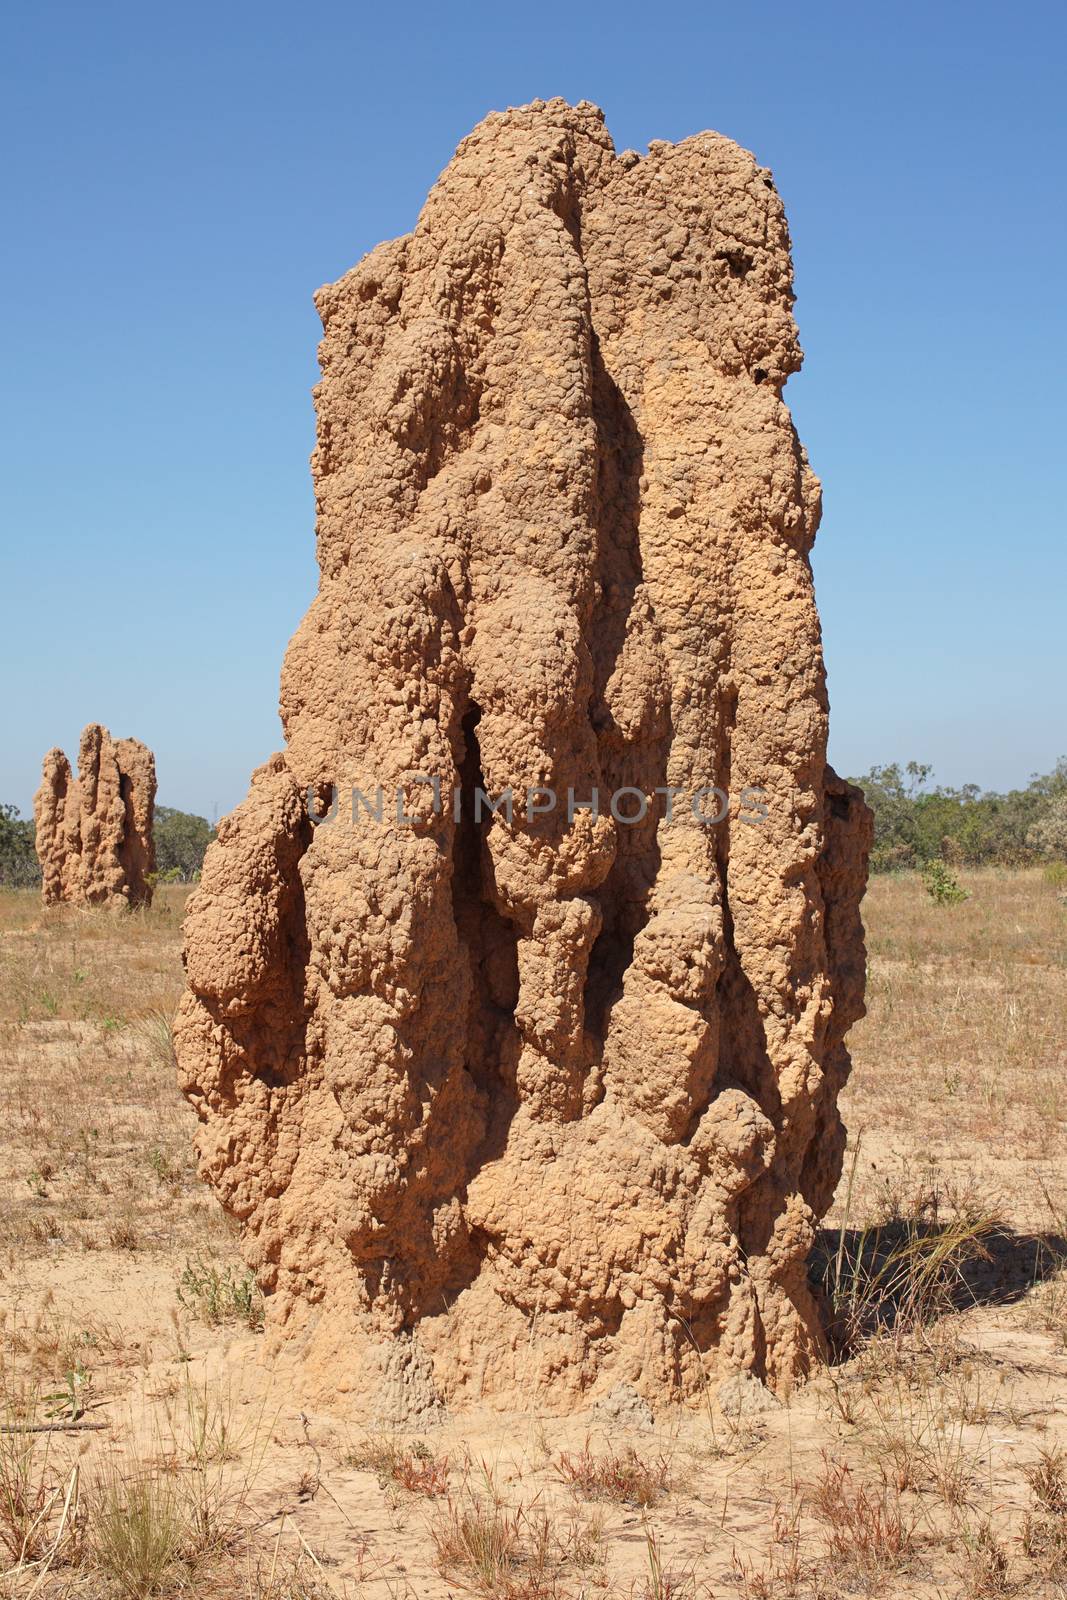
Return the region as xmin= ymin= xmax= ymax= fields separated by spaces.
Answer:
xmin=244 ymin=1549 xmax=342 ymax=1598
xmin=430 ymin=1478 xmax=605 ymax=1599
xmin=956 ymin=1519 xmax=1014 ymax=1598
xmin=557 ymin=1440 xmax=670 ymax=1506
xmin=343 ymin=1433 xmax=449 ymax=1496
xmin=431 ymin=1491 xmax=524 ymax=1592
xmin=87 ymin=1462 xmax=187 ymax=1596
xmin=643 ymin=1525 xmax=704 ymax=1598
xmin=1020 ymin=1445 xmax=1067 ymax=1584
xmin=0 ymin=1424 xmax=53 ymax=1565
xmin=808 ymin=1454 xmax=916 ymax=1588
xmin=819 ymin=1154 xmax=1002 ymax=1359
xmin=1024 ymin=1444 xmax=1067 ymax=1515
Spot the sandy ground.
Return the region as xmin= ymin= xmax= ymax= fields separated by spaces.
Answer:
xmin=0 ymin=871 xmax=1064 ymax=1598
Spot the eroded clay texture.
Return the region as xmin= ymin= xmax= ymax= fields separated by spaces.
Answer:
xmin=175 ymin=100 xmax=871 ymax=1413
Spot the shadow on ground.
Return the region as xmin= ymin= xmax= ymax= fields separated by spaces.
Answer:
xmin=810 ymin=1219 xmax=1067 ymax=1360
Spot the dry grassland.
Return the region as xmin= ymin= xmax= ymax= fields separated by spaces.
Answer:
xmin=0 ymin=871 xmax=1064 ymax=1598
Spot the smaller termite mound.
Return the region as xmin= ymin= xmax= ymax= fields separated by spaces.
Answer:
xmin=34 ymin=723 xmax=157 ymax=908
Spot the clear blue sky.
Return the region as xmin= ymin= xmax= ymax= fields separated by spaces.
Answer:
xmin=2 ymin=0 xmax=1064 ymax=820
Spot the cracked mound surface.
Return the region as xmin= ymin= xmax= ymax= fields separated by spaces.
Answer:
xmin=34 ymin=723 xmax=156 ymax=909
xmin=175 ymin=99 xmax=871 ymax=1415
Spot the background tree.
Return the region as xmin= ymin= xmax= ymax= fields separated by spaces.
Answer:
xmin=851 ymin=758 xmax=1067 ymax=871
xmin=0 ymin=804 xmax=40 ymax=888
xmin=153 ymin=807 xmax=215 ymax=882
xmin=1028 ymin=790 xmax=1067 ymax=860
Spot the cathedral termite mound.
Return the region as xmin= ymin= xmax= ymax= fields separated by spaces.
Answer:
xmin=175 ymin=98 xmax=872 ymax=1417
xmin=35 ymin=723 xmax=156 ymax=910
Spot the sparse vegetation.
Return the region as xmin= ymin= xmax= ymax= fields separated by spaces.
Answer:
xmin=817 ymin=1161 xmax=1000 ymax=1355
xmin=87 ymin=1464 xmax=187 ymax=1596
xmin=921 ymin=856 xmax=969 ymax=904
xmin=429 ymin=1481 xmax=604 ymax=1598
xmin=0 ymin=1423 xmax=53 ymax=1563
xmin=343 ymin=1433 xmax=450 ymax=1496
xmin=177 ymin=1257 xmax=264 ymax=1332
xmin=430 ymin=1489 xmax=525 ymax=1592
xmin=809 ymin=1455 xmax=915 ymax=1582
xmin=0 ymin=867 xmax=1062 ymax=1598
xmin=557 ymin=1440 xmax=670 ymax=1506
xmin=1019 ymin=1445 xmax=1067 ymax=1585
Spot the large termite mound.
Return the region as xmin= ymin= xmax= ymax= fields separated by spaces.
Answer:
xmin=34 ymin=723 xmax=156 ymax=909
xmin=175 ymin=99 xmax=871 ymax=1416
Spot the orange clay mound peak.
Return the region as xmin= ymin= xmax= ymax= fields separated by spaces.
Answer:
xmin=34 ymin=722 xmax=156 ymax=909
xmin=175 ymin=99 xmax=871 ymax=1419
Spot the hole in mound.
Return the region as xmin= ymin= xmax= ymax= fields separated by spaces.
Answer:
xmin=715 ymin=248 xmax=753 ymax=279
